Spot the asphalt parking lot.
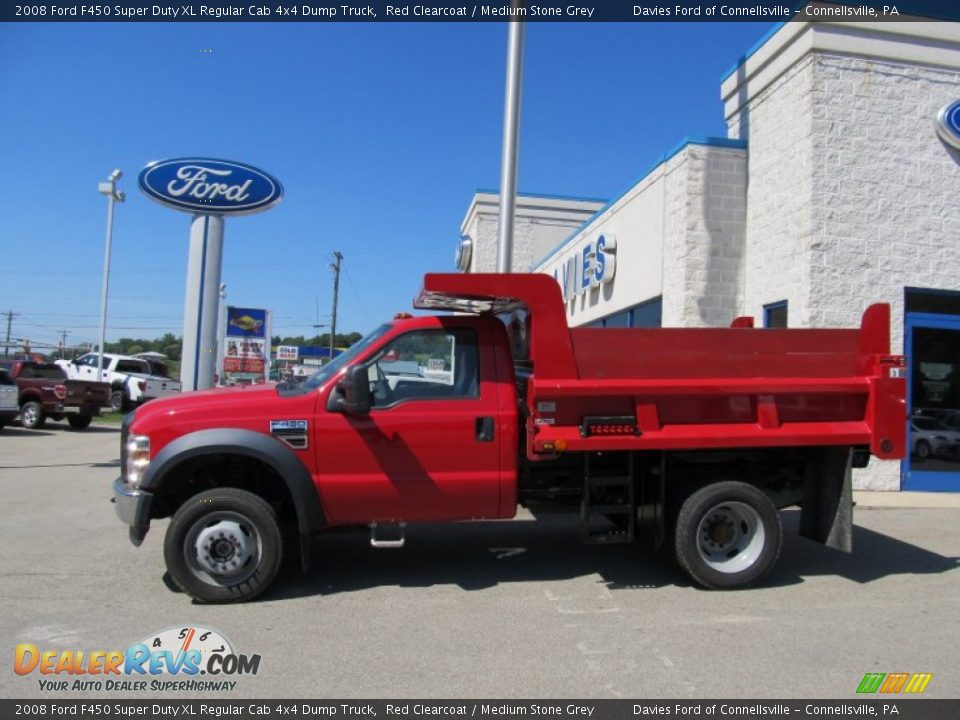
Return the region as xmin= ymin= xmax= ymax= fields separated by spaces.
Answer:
xmin=1 ymin=423 xmax=958 ymax=700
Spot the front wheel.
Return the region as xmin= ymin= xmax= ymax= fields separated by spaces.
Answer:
xmin=20 ymin=401 xmax=46 ymax=430
xmin=163 ymin=488 xmax=284 ymax=603
xmin=674 ymin=481 xmax=781 ymax=590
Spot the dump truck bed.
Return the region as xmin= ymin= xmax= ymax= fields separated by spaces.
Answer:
xmin=415 ymin=273 xmax=906 ymax=462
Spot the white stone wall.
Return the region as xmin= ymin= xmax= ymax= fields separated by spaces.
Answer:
xmin=808 ymin=55 xmax=960 ymax=334
xmin=463 ymin=214 xmax=498 ymax=274
xmin=661 ymin=145 xmax=748 ymax=328
xmin=733 ymin=54 xmax=818 ymax=328
xmin=808 ymin=54 xmax=960 ymax=489
xmin=535 ymin=142 xmax=746 ymax=329
xmin=459 ymin=194 xmax=604 ymax=274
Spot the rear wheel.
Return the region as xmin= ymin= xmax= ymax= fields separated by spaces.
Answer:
xmin=67 ymin=414 xmax=93 ymax=430
xmin=674 ymin=481 xmax=781 ymax=589
xmin=109 ymin=390 xmax=127 ymax=413
xmin=914 ymin=440 xmax=932 ymax=459
xmin=20 ymin=401 xmax=46 ymax=430
xmin=164 ymin=488 xmax=283 ymax=603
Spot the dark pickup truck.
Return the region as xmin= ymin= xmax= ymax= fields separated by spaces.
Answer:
xmin=0 ymin=360 xmax=111 ymax=430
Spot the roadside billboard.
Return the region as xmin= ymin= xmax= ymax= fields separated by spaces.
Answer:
xmin=220 ymin=306 xmax=271 ymax=383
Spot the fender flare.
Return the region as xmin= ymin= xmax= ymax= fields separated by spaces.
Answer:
xmin=19 ymin=389 xmax=43 ymax=405
xmin=141 ymin=428 xmax=325 ymax=569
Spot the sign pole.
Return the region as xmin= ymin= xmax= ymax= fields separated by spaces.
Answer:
xmin=180 ymin=213 xmax=225 ymax=391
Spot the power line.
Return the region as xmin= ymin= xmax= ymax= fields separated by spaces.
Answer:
xmin=342 ymin=262 xmax=373 ymax=326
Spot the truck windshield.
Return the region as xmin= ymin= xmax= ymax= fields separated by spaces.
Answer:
xmin=281 ymin=323 xmax=392 ymax=396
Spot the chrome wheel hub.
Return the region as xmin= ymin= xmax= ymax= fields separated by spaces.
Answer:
xmin=188 ymin=516 xmax=259 ymax=581
xmin=696 ymin=501 xmax=765 ymax=574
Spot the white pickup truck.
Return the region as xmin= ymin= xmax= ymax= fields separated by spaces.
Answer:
xmin=57 ymin=352 xmax=181 ymax=412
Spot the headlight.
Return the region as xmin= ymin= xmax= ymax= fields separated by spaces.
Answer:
xmin=125 ymin=435 xmax=150 ymax=487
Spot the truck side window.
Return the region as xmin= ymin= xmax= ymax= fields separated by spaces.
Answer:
xmin=370 ymin=329 xmax=479 ymax=408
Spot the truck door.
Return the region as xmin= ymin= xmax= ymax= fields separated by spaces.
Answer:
xmin=73 ymin=354 xmax=101 ymax=381
xmin=315 ymin=322 xmax=505 ymax=524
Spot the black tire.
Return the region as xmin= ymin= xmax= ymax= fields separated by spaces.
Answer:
xmin=20 ymin=401 xmax=46 ymax=430
xmin=109 ymin=390 xmax=127 ymax=413
xmin=163 ymin=488 xmax=284 ymax=603
xmin=67 ymin=414 xmax=93 ymax=430
xmin=914 ymin=440 xmax=932 ymax=459
xmin=674 ymin=481 xmax=781 ymax=590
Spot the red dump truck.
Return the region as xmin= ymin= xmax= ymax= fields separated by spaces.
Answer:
xmin=113 ymin=274 xmax=906 ymax=602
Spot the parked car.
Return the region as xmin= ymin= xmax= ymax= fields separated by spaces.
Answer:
xmin=57 ymin=352 xmax=180 ymax=412
xmin=0 ymin=360 xmax=111 ymax=430
xmin=910 ymin=416 xmax=960 ymax=459
xmin=0 ymin=369 xmax=19 ymax=430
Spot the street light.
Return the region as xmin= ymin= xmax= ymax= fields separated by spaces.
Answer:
xmin=96 ymin=169 xmax=125 ymax=383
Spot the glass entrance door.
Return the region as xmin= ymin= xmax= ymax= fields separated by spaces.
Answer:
xmin=904 ymin=312 xmax=960 ymax=491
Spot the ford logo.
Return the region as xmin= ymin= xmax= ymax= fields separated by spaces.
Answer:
xmin=936 ymin=100 xmax=960 ymax=150
xmin=138 ymin=157 xmax=283 ymax=215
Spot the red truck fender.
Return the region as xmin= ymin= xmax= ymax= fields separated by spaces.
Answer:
xmin=140 ymin=428 xmax=326 ymax=570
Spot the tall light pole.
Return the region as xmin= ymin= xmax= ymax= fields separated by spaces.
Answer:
xmin=497 ymin=3 xmax=525 ymax=273
xmin=96 ymin=169 xmax=125 ymax=381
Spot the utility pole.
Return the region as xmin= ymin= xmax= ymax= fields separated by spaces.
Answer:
xmin=58 ymin=329 xmax=70 ymax=359
xmin=3 ymin=310 xmax=19 ymax=357
xmin=328 ymin=251 xmax=343 ymax=364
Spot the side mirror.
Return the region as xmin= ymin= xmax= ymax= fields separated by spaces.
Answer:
xmin=338 ymin=364 xmax=371 ymax=416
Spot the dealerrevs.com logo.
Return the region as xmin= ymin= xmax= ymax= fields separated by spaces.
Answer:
xmin=14 ymin=626 xmax=260 ymax=693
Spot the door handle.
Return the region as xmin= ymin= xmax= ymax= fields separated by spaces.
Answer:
xmin=475 ymin=417 xmax=494 ymax=442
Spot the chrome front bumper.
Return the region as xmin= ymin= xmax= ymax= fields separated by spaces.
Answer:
xmin=112 ymin=477 xmax=153 ymax=547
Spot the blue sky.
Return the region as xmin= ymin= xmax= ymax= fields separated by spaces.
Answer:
xmin=0 ymin=21 xmax=773 ymax=350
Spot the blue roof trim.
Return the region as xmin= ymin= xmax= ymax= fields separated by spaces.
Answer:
xmin=474 ymin=188 xmax=609 ymax=204
xmin=721 ymin=1 xmax=960 ymax=85
xmin=531 ymin=136 xmax=748 ymax=271
xmin=720 ymin=21 xmax=788 ymax=85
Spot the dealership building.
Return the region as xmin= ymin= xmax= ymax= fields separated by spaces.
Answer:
xmin=457 ymin=17 xmax=960 ymax=491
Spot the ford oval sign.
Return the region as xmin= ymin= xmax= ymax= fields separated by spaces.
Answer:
xmin=936 ymin=101 xmax=960 ymax=150
xmin=138 ymin=158 xmax=283 ymax=215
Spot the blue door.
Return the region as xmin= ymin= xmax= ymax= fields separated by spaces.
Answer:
xmin=904 ymin=312 xmax=960 ymax=491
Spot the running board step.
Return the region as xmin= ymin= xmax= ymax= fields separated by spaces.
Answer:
xmin=369 ymin=521 xmax=406 ymax=549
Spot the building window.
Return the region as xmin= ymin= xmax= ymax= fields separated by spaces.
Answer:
xmin=905 ymin=287 xmax=960 ymax=316
xmin=764 ymin=301 xmax=788 ymax=328
xmin=629 ymin=297 xmax=662 ymax=328
xmin=581 ymin=297 xmax=663 ymax=329
xmin=603 ymin=312 xmax=630 ymax=328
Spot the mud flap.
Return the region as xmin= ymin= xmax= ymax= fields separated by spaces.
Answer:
xmin=799 ymin=447 xmax=853 ymax=553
